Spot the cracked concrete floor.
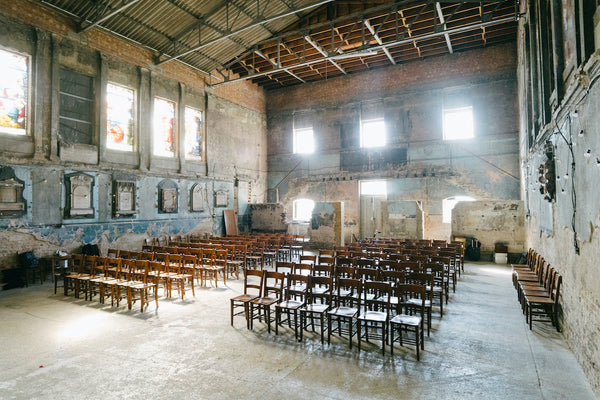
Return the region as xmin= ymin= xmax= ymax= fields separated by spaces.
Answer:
xmin=0 ymin=262 xmax=596 ymax=400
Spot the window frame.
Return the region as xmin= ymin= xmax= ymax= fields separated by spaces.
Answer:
xmin=184 ymin=106 xmax=203 ymax=160
xmin=442 ymin=106 xmax=474 ymax=141
xmin=292 ymin=198 xmax=315 ymax=222
xmin=106 ymin=82 xmax=136 ymax=152
xmin=59 ymin=67 xmax=96 ymax=146
xmin=360 ymin=180 xmax=387 ymax=197
xmin=360 ymin=117 xmax=386 ymax=148
xmin=293 ymin=126 xmax=314 ymax=154
xmin=152 ymin=96 xmax=177 ymax=158
xmin=0 ymin=47 xmax=30 ymax=137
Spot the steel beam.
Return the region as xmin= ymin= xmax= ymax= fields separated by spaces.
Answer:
xmin=364 ymin=20 xmax=396 ymax=65
xmin=156 ymin=0 xmax=335 ymax=66
xmin=79 ymin=0 xmax=142 ymax=33
xmin=304 ymin=35 xmax=346 ymax=74
xmin=435 ymin=2 xmax=454 ymax=54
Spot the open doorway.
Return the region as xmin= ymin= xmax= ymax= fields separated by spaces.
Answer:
xmin=359 ymin=180 xmax=387 ymax=239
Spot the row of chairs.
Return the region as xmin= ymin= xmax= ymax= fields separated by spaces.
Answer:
xmin=112 ymin=247 xmax=235 ymax=286
xmin=231 ymin=266 xmax=451 ymax=359
xmin=62 ymin=255 xmax=174 ymax=312
xmin=511 ymin=249 xmax=562 ymax=331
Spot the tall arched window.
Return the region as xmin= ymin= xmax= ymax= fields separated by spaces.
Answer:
xmin=442 ymin=196 xmax=475 ymax=223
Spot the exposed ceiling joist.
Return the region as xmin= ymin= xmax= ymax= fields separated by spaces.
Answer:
xmin=217 ymin=14 xmax=516 ymax=86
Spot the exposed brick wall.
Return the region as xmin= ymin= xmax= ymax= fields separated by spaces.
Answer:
xmin=267 ymin=42 xmax=517 ymax=112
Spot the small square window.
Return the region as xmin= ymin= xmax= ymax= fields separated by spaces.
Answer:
xmin=360 ymin=180 xmax=387 ymax=196
xmin=361 ymin=118 xmax=386 ymax=148
xmin=0 ymin=48 xmax=28 ymax=136
xmin=443 ymin=106 xmax=474 ymax=140
xmin=153 ymin=97 xmax=176 ymax=157
xmin=293 ymin=127 xmax=314 ymax=154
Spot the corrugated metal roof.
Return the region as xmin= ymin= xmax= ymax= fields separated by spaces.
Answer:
xmin=37 ymin=0 xmax=327 ymax=76
xmin=35 ymin=1 xmax=517 ymax=88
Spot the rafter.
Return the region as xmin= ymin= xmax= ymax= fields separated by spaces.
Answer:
xmin=79 ymin=0 xmax=142 ymax=33
xmin=218 ymin=14 xmax=516 ymax=86
xmin=156 ymin=0 xmax=336 ymax=66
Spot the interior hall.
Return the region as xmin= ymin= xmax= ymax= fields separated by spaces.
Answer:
xmin=0 ymin=1 xmax=599 ymax=399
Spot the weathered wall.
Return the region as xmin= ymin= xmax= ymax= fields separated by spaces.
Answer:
xmin=266 ymin=42 xmax=520 ymax=242
xmin=451 ymin=200 xmax=525 ymax=259
xmin=0 ymin=2 xmax=267 ymax=269
xmin=309 ymin=201 xmax=344 ymax=249
xmin=249 ymin=203 xmax=287 ymax=232
xmin=518 ymin=0 xmax=600 ymax=393
xmin=382 ymin=201 xmax=424 ymax=239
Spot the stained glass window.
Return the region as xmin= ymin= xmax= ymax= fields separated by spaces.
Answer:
xmin=153 ymin=97 xmax=175 ymax=157
xmin=185 ymin=107 xmax=202 ymax=159
xmin=0 ymin=49 xmax=28 ymax=136
xmin=106 ymin=83 xmax=134 ymax=151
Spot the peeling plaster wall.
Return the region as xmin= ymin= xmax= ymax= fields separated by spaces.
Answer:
xmin=518 ymin=0 xmax=600 ymax=393
xmin=382 ymin=201 xmax=424 ymax=239
xmin=249 ymin=203 xmax=287 ymax=232
xmin=266 ymin=43 xmax=520 ymax=242
xmin=0 ymin=8 xmax=267 ymax=270
xmin=309 ymin=202 xmax=343 ymax=249
xmin=451 ymin=200 xmax=525 ymax=259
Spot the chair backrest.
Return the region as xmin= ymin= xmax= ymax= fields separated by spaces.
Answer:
xmin=300 ymin=255 xmax=316 ymax=266
xmin=275 ymin=261 xmax=294 ymax=274
xmin=399 ymin=261 xmax=421 ymax=273
xmin=318 ymin=255 xmax=335 ymax=266
xmin=243 ymin=269 xmax=264 ymax=296
xmin=335 ymin=277 xmax=361 ymax=308
xmin=294 ymin=263 xmax=312 ymax=276
xmin=307 ymin=275 xmax=333 ymax=304
xmin=312 ymin=264 xmax=333 ymax=277
xmin=361 ymin=281 xmax=392 ymax=313
xmin=335 ymin=265 xmax=356 ymax=279
xmin=357 ymin=267 xmax=380 ymax=282
xmin=319 ymin=249 xmax=335 ymax=258
xmin=396 ymin=283 xmax=426 ymax=314
xmin=284 ymin=273 xmax=309 ymax=301
xmin=354 ymin=258 xmax=376 ymax=269
xmin=107 ymin=248 xmax=119 ymax=258
xmin=335 ymin=256 xmax=353 ymax=267
xmin=380 ymin=270 xmax=405 ymax=286
xmin=263 ymin=271 xmax=285 ymax=299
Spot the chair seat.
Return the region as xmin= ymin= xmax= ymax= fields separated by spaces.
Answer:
xmin=302 ymin=303 xmax=329 ymax=313
xmin=328 ymin=306 xmax=358 ymax=318
xmin=312 ymin=287 xmax=330 ymax=295
xmin=253 ymin=296 xmax=278 ymax=306
xmin=391 ymin=314 xmax=421 ymax=326
xmin=406 ymin=298 xmax=431 ymax=307
xmin=358 ymin=311 xmax=388 ymax=322
xmin=232 ymin=294 xmax=258 ymax=302
xmin=277 ymin=300 xmax=303 ymax=310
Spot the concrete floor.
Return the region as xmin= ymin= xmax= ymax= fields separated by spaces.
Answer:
xmin=0 ymin=262 xmax=595 ymax=400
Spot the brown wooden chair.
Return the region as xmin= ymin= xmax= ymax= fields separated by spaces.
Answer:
xmin=357 ymin=281 xmax=392 ymax=355
xmin=524 ymin=274 xmax=562 ymax=331
xmin=391 ymin=284 xmax=425 ymax=360
xmin=249 ymin=271 xmax=285 ymax=332
xmin=275 ymin=273 xmax=309 ymax=339
xmin=230 ymin=269 xmax=263 ymax=329
xmin=327 ymin=277 xmax=361 ymax=348
xmin=299 ymin=275 xmax=333 ymax=344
